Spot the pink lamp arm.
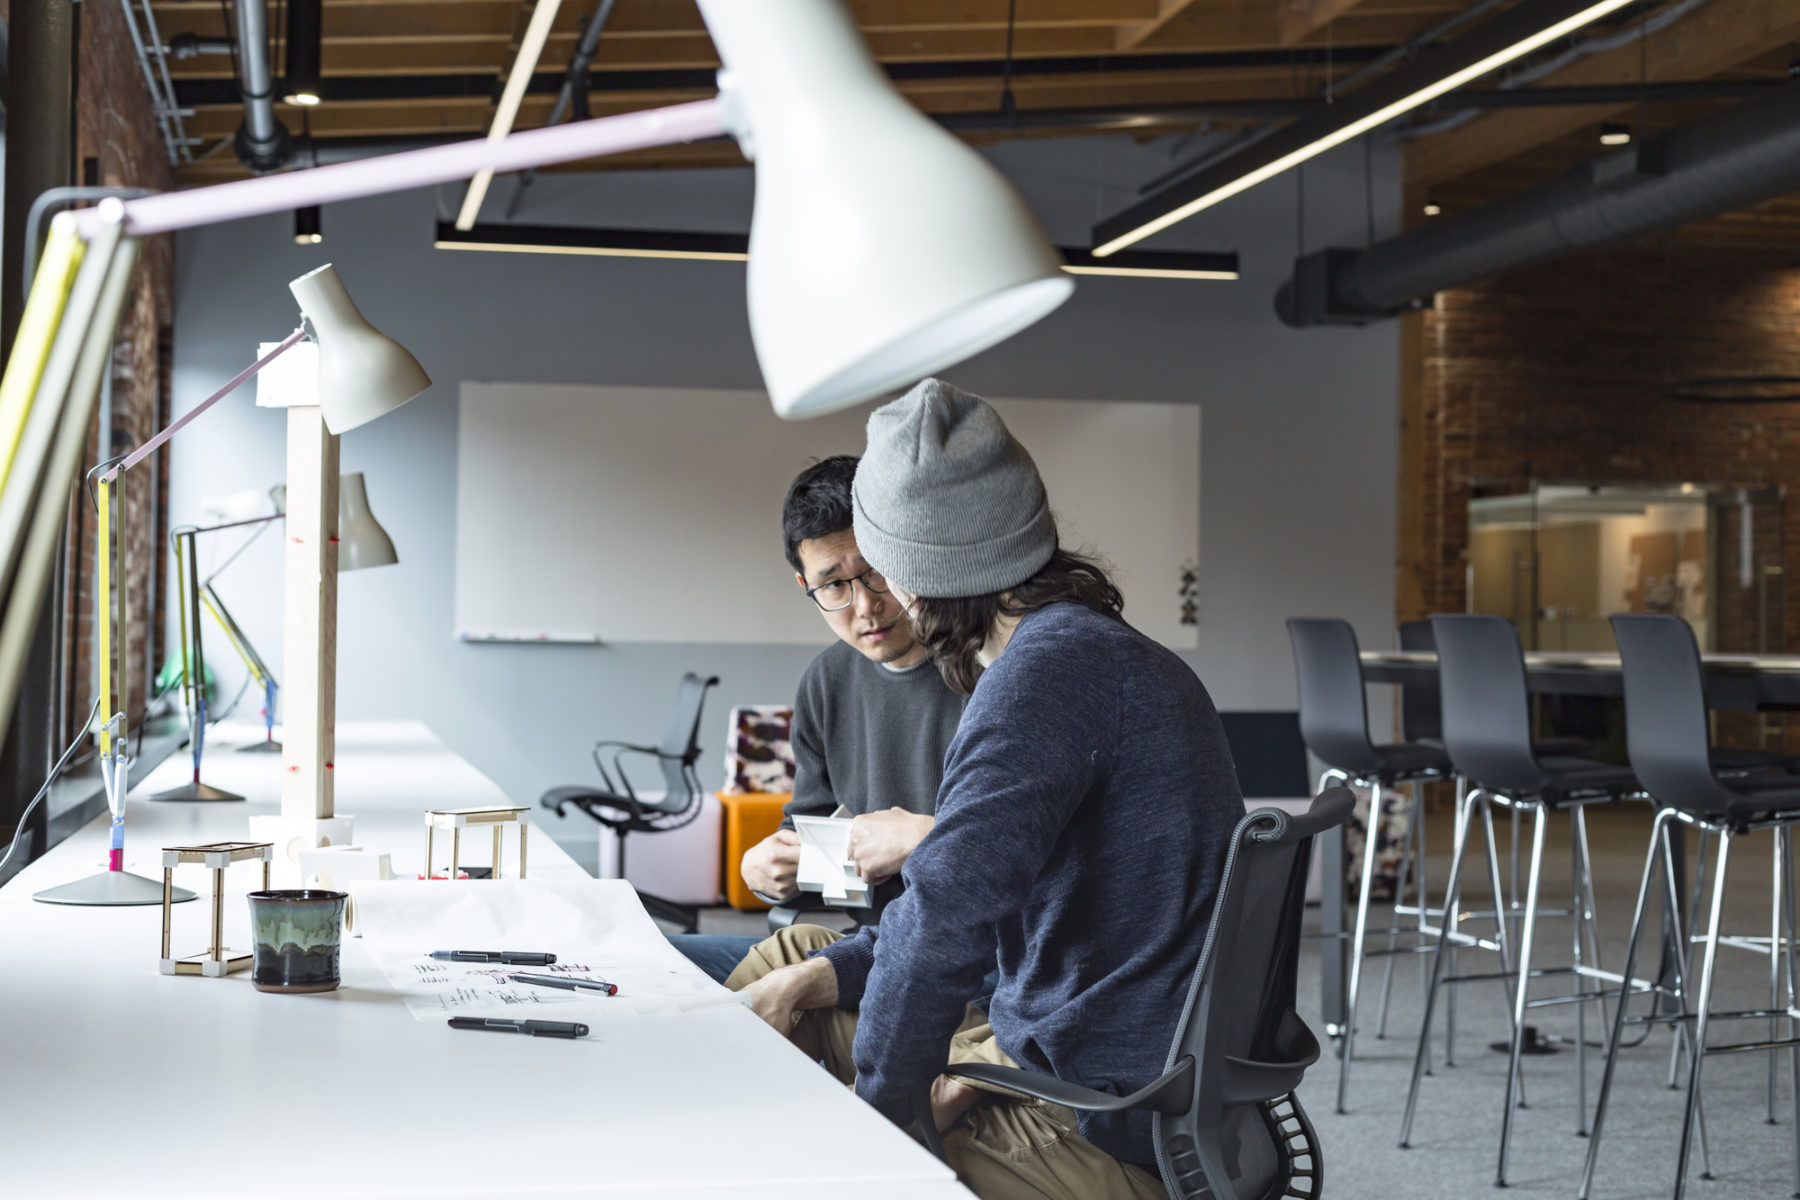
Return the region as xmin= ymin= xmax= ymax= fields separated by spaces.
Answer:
xmin=74 ymin=99 xmax=727 ymax=239
xmin=101 ymin=326 xmax=307 ymax=482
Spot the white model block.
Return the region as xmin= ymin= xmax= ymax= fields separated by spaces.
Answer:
xmin=249 ymin=814 xmax=357 ymax=887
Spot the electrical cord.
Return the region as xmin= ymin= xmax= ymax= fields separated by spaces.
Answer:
xmin=0 ymin=697 xmax=103 ymax=879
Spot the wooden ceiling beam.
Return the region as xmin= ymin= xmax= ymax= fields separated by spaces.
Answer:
xmin=1280 ymin=0 xmax=1373 ymax=45
xmin=1116 ymin=1 xmax=1211 ymax=51
xmin=1406 ymin=0 xmax=1800 ymax=187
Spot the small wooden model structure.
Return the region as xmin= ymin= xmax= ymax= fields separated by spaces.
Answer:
xmin=160 ymin=841 xmax=274 ymax=977
xmin=424 ymin=807 xmax=529 ymax=880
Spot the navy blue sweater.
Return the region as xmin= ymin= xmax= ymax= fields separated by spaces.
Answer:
xmin=819 ymin=601 xmax=1243 ymax=1166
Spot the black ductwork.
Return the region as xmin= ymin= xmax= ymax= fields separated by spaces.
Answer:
xmin=1276 ymin=80 xmax=1800 ymax=327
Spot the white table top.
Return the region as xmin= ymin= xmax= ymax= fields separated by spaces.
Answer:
xmin=0 ymin=721 xmax=967 ymax=1199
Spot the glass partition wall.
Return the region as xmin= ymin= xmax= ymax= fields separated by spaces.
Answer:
xmin=1468 ymin=481 xmax=1787 ymax=755
xmin=1467 ymin=482 xmax=1785 ymax=655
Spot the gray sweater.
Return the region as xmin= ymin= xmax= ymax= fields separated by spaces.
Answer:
xmin=820 ymin=602 xmax=1243 ymax=1166
xmin=782 ymin=640 xmax=965 ymax=916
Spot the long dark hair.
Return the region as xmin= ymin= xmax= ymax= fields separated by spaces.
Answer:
xmin=910 ymin=547 xmax=1123 ymax=694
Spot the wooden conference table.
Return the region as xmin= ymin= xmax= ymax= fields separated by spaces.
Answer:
xmin=1311 ymin=649 xmax=1800 ymax=1033
xmin=0 ymin=720 xmax=969 ymax=1200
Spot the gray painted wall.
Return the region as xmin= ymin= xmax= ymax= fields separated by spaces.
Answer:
xmin=169 ymin=132 xmax=1401 ymax=857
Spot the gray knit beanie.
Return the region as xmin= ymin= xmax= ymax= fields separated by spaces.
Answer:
xmin=852 ymin=378 xmax=1056 ymax=598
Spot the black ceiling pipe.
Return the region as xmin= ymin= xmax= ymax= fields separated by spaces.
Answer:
xmin=1274 ymin=80 xmax=1800 ymax=327
xmin=232 ymin=0 xmax=292 ymax=172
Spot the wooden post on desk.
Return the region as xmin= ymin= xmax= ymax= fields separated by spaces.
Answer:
xmin=282 ymin=405 xmax=338 ymax=821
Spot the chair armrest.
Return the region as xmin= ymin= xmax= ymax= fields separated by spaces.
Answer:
xmin=913 ymin=1088 xmax=949 ymax=1162
xmin=765 ymin=893 xmax=832 ymax=932
xmin=944 ymin=1057 xmax=1194 ymax=1116
xmin=591 ymin=740 xmax=666 ymax=797
xmin=592 ymin=740 xmax=660 ymax=756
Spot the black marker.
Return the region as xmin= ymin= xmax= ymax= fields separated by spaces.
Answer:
xmin=448 ymin=1017 xmax=589 ymax=1038
xmin=429 ymin=950 xmax=557 ymax=966
xmin=509 ymin=971 xmax=618 ymax=996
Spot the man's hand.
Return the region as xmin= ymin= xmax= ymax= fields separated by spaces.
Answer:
xmin=740 ymin=955 xmax=839 ymax=1036
xmin=929 ymin=1076 xmax=981 ymax=1132
xmin=741 ymin=829 xmax=802 ymax=899
xmin=846 ymin=808 xmax=934 ymax=884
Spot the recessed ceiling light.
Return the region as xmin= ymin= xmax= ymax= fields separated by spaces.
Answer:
xmin=1422 ymin=202 xmax=1442 ymax=216
xmin=1599 ymin=123 xmax=1631 ymax=146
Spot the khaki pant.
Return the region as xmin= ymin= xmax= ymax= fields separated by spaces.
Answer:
xmin=726 ymin=927 xmax=1167 ymax=1200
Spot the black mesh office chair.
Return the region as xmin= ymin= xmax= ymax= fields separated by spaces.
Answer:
xmin=1580 ymin=614 xmax=1800 ymax=1200
xmin=1401 ymin=615 xmax=1639 ymax=1186
xmin=914 ymin=786 xmax=1352 ymax=1200
xmin=541 ymin=672 xmax=720 ymax=933
xmin=1286 ymin=618 xmax=1450 ymax=1112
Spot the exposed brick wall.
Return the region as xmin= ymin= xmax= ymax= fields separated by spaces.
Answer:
xmin=1403 ymin=244 xmax=1800 ymax=745
xmin=1407 ymin=244 xmax=1800 ymax=622
xmin=58 ymin=0 xmax=176 ymax=742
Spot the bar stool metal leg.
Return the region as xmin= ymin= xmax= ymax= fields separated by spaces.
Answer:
xmin=1657 ymin=815 xmax=1714 ymax=1181
xmin=1447 ymin=776 xmax=1469 ymax=1068
xmin=1579 ymin=808 xmax=1673 ymax=1200
xmin=1375 ymin=783 xmax=1421 ymax=1041
xmin=1676 ymin=830 xmax=1733 ymax=1199
xmin=1480 ymin=796 xmax=1526 ymax=1101
xmin=1670 ymin=830 xmax=1712 ymax=1089
xmin=1573 ymin=809 xmax=1590 ymax=1137
xmin=1774 ymin=831 xmax=1785 ymax=1126
xmin=1339 ymin=776 xmax=1387 ymax=1113
xmin=1497 ymin=801 xmax=1549 ymax=1187
xmin=1401 ymin=783 xmax=1482 ymax=1149
xmin=1780 ymin=826 xmax=1800 ymax=1197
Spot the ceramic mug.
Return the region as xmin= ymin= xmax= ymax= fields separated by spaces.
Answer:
xmin=247 ymin=889 xmax=348 ymax=993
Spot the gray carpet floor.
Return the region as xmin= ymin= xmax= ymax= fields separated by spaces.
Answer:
xmin=663 ymin=804 xmax=1800 ymax=1199
xmin=1294 ymin=805 xmax=1800 ymax=1200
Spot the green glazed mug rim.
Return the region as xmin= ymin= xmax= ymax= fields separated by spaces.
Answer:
xmin=247 ymin=889 xmax=349 ymax=903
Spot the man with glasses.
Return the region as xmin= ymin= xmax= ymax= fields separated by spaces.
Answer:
xmin=671 ymin=455 xmax=966 ymax=982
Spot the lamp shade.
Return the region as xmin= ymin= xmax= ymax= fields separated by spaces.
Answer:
xmin=697 ymin=0 xmax=1073 ymax=419
xmin=288 ymin=264 xmax=431 ymax=434
xmin=337 ymin=472 xmax=397 ymax=570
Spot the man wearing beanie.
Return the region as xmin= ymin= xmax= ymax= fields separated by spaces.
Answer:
xmin=736 ymin=379 xmax=1244 ymax=1199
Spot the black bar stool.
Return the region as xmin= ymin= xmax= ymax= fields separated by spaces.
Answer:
xmin=1287 ymin=617 xmax=1453 ymax=1114
xmin=1580 ymin=614 xmax=1800 ymax=1200
xmin=1400 ymin=614 xmax=1641 ymax=1185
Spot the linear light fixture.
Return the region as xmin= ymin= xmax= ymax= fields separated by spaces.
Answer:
xmin=455 ymin=0 xmax=566 ymax=230
xmin=1059 ymin=247 xmax=1237 ymax=280
xmin=1091 ymin=0 xmax=1639 ymax=256
xmin=434 ymin=222 xmax=1239 ymax=279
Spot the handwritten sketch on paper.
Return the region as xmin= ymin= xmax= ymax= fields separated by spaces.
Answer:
xmin=400 ymin=957 xmax=600 ymax=1014
xmin=350 ymin=879 xmax=738 ymax=1021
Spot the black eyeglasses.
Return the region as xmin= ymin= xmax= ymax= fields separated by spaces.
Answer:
xmin=805 ymin=566 xmax=890 ymax=612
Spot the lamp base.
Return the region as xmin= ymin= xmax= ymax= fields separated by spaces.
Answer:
xmin=152 ymin=781 xmax=245 ymax=802
xmin=35 ymin=870 xmax=196 ymax=906
xmin=238 ymin=740 xmax=283 ymax=754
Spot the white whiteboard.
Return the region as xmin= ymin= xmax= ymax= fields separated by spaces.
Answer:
xmin=454 ymin=383 xmax=1199 ymax=648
